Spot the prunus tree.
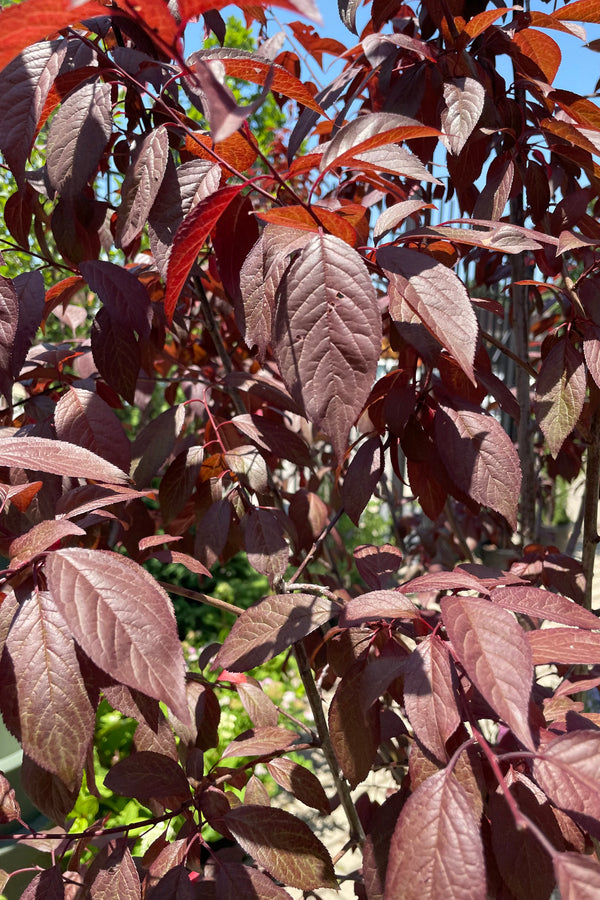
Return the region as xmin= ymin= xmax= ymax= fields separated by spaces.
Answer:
xmin=1 ymin=0 xmax=600 ymax=897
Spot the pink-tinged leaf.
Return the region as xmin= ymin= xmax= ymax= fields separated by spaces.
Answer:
xmin=341 ymin=589 xmax=420 ymax=625
xmin=56 ymin=484 xmax=151 ymax=520
xmin=21 ymin=866 xmax=64 ymax=900
xmin=329 ymin=661 xmax=380 ymax=788
xmin=534 ymin=730 xmax=600 ymax=836
xmin=346 ymin=145 xmax=441 ymax=183
xmin=0 ymin=435 xmax=129 ymax=484
xmin=91 ymin=308 xmax=140 ymax=404
xmin=397 ymin=569 xmax=490 ymax=595
xmin=216 ymin=862 xmax=293 ymax=900
xmin=385 ymin=769 xmax=486 ymax=900
xmin=20 ymin=753 xmax=79 ymax=823
xmin=435 ymin=402 xmax=521 ymax=529
xmin=554 ymin=852 xmax=600 ymax=900
xmin=225 ymin=445 xmax=268 ymax=495
xmin=399 ymin=222 xmax=548 ymax=253
xmin=240 ymin=225 xmax=311 ymax=359
xmin=535 ymin=338 xmax=586 ymax=458
xmin=0 ymin=276 xmax=19 ymax=401
xmin=55 ymin=387 xmax=132 ymax=473
xmin=378 ymin=246 xmax=477 ymax=384
xmin=583 ymin=326 xmax=600 ymax=390
xmin=266 ymin=757 xmax=330 ymax=814
xmin=242 ymin=507 xmax=289 ymax=587
xmin=164 ymin=185 xmax=244 ymax=322
xmin=274 ymin=232 xmax=381 ymax=462
xmin=473 ymin=153 xmax=514 ymax=221
xmin=441 ymin=77 xmax=485 ymax=156
xmin=187 ymin=57 xmax=273 ymax=143
xmin=105 ymin=751 xmax=190 ymax=803
xmin=6 ymin=590 xmax=94 ymax=789
xmin=46 ymin=79 xmax=112 ymax=196
xmin=9 ymin=519 xmax=85 ymax=567
xmin=491 ymin=585 xmax=600 ymax=629
xmin=213 ymin=593 xmax=336 ymax=672
xmin=527 ymin=628 xmax=600 ymax=665
xmin=130 ymin=404 xmax=186 ymax=488
xmin=373 ymin=200 xmax=435 ymax=242
xmin=80 ymin=260 xmax=151 ymax=338
xmin=342 ymin=436 xmax=384 ymax=526
xmin=90 ymin=845 xmax=141 ymax=900
xmin=442 ymin=595 xmax=534 ymax=749
xmin=237 ymin=682 xmax=279 ymax=728
xmin=44 ymin=548 xmax=189 ymax=722
xmin=0 ymin=40 xmax=67 ymax=184
xmin=404 ymin=635 xmax=460 ymax=763
xmin=116 ymin=126 xmax=169 ymax=249
xmin=319 ymin=113 xmax=439 ymax=173
xmin=354 ymin=543 xmax=403 ymax=590
xmin=222 ymin=726 xmax=298 ymax=759
xmin=222 ymin=805 xmax=337 ymax=890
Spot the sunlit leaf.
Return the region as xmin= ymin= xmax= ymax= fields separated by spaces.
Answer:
xmin=441 ymin=78 xmax=485 ymax=155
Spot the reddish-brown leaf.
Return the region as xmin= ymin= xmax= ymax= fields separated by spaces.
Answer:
xmin=491 ymin=585 xmax=599 ymax=629
xmin=105 ymin=751 xmax=190 ymax=804
xmin=354 ymin=543 xmax=403 ymax=590
xmin=0 ymin=772 xmax=19 ymax=824
xmin=527 ymin=628 xmax=600 ymax=665
xmin=20 ymin=753 xmax=79 ymax=823
xmin=378 ymin=246 xmax=477 ymax=384
xmin=553 ymin=0 xmax=600 ymax=22
xmin=257 ymin=204 xmax=359 ymax=246
xmin=273 ymin=232 xmax=381 ymax=462
xmin=442 ymin=595 xmax=534 ymax=749
xmin=535 ymin=337 xmax=586 ymax=458
xmin=435 ymin=402 xmax=521 ymax=529
xmin=329 ymin=661 xmax=380 ymax=788
xmin=242 ymin=507 xmax=289 ymax=587
xmin=91 ymin=309 xmax=141 ymax=404
xmin=320 ymin=112 xmax=439 ymax=173
xmin=512 ymin=28 xmax=561 ymax=83
xmin=341 ymin=589 xmax=420 ymax=625
xmin=441 ymin=78 xmax=485 ymax=156
xmin=554 ymin=852 xmax=600 ymax=900
xmin=9 ymin=519 xmax=85 ymax=568
xmin=534 ymin=730 xmax=600 ymax=836
xmin=215 ymin=863 xmax=293 ymax=900
xmin=237 ymin=681 xmax=279 ymax=728
xmin=342 ymin=436 xmax=384 ymax=526
xmin=90 ymin=844 xmax=141 ymax=900
xmin=0 ymin=435 xmax=129 ymax=484
xmin=404 ymin=635 xmax=460 ymax=763
xmin=222 ymin=726 xmax=297 ymax=759
xmin=373 ymin=199 xmax=435 ymax=242
xmin=131 ymin=404 xmax=186 ymax=488
xmin=222 ymin=805 xmax=337 ymax=890
xmin=266 ymin=757 xmax=330 ymax=814
xmin=45 ymin=549 xmax=189 ymax=723
xmin=164 ymin=185 xmax=244 ymax=322
xmin=213 ymin=592 xmax=336 ymax=672
xmin=116 ymin=126 xmax=169 ymax=249
xmin=385 ymin=769 xmax=486 ymax=899
xmin=21 ymin=866 xmax=65 ymax=900
xmin=55 ymin=387 xmax=131 ymax=474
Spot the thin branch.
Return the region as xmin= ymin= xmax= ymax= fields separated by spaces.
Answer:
xmin=287 ymin=507 xmax=345 ymax=585
xmin=480 ymin=328 xmax=538 ymax=379
xmin=158 ymin=580 xmax=243 ymax=617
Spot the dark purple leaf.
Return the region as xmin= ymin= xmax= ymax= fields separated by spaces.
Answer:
xmin=5 ymin=589 xmax=93 ymax=788
xmin=131 ymin=404 xmax=186 ymax=488
xmin=0 ymin=40 xmax=67 ymax=184
xmin=80 ymin=260 xmax=151 ymax=338
xmin=435 ymin=402 xmax=521 ymax=529
xmin=215 ymin=863 xmax=293 ymax=900
xmin=338 ymin=0 xmax=361 ymax=32
xmin=535 ymin=337 xmax=586 ymax=458
xmin=378 ymin=246 xmax=477 ymax=384
xmin=21 ymin=866 xmax=65 ymax=900
xmin=404 ymin=635 xmax=460 ymax=763
xmin=231 ymin=413 xmax=312 ymax=467
xmin=222 ymin=806 xmax=337 ymax=890
xmin=341 ymin=589 xmax=420 ymax=625
xmin=9 ymin=519 xmax=85 ymax=567
xmin=362 ymin=789 xmax=407 ymax=900
xmin=245 ymin=773 xmax=270 ymax=806
xmin=329 ymin=661 xmax=380 ymax=788
xmin=45 ymin=548 xmax=189 ymax=722
xmin=266 ymin=757 xmax=330 ymax=814
xmin=20 ymin=753 xmax=80 ymax=823
xmin=56 ymin=484 xmax=151 ymax=520
xmin=354 ymin=543 xmax=403 ymax=590
xmin=441 ymin=77 xmax=485 ymax=155
xmin=214 ymin=592 xmax=336 ymax=672
xmin=491 ymin=585 xmax=600 ymax=629
xmin=91 ymin=307 xmax=141 ymax=404
xmin=46 ymin=80 xmax=112 ymax=196
xmin=54 ymin=386 xmax=132 ymax=473
xmin=105 ymin=751 xmax=190 ymax=803
xmin=222 ymin=726 xmax=297 ymax=759
xmin=212 ymin=191 xmax=260 ymax=308
xmin=13 ymin=270 xmax=45 ymax=379
xmin=195 ymin=497 xmax=232 ymax=569
xmin=534 ymin=730 xmax=600 ymax=837
xmin=158 ymin=447 xmax=202 ymax=522
xmin=385 ymin=769 xmax=485 ymax=899
xmin=274 ymin=232 xmax=381 ymax=462
xmin=0 ymin=275 xmax=19 ymax=401
xmin=342 ymin=436 xmax=384 ymax=526
xmin=146 ymin=865 xmax=196 ymax=900
xmin=0 ymin=434 xmax=129 ymax=483
xmin=442 ymin=595 xmax=534 ymax=749
xmin=116 ymin=126 xmax=169 ymax=249
xmin=554 ymin=852 xmax=600 ymax=899
xmin=242 ymin=507 xmax=289 ymax=587
xmin=240 ymin=225 xmax=311 ymax=359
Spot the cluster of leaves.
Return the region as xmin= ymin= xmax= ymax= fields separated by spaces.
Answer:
xmin=2 ymin=0 xmax=600 ymax=896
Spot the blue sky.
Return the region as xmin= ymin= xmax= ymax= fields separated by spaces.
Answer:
xmin=185 ymin=2 xmax=600 ymax=100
